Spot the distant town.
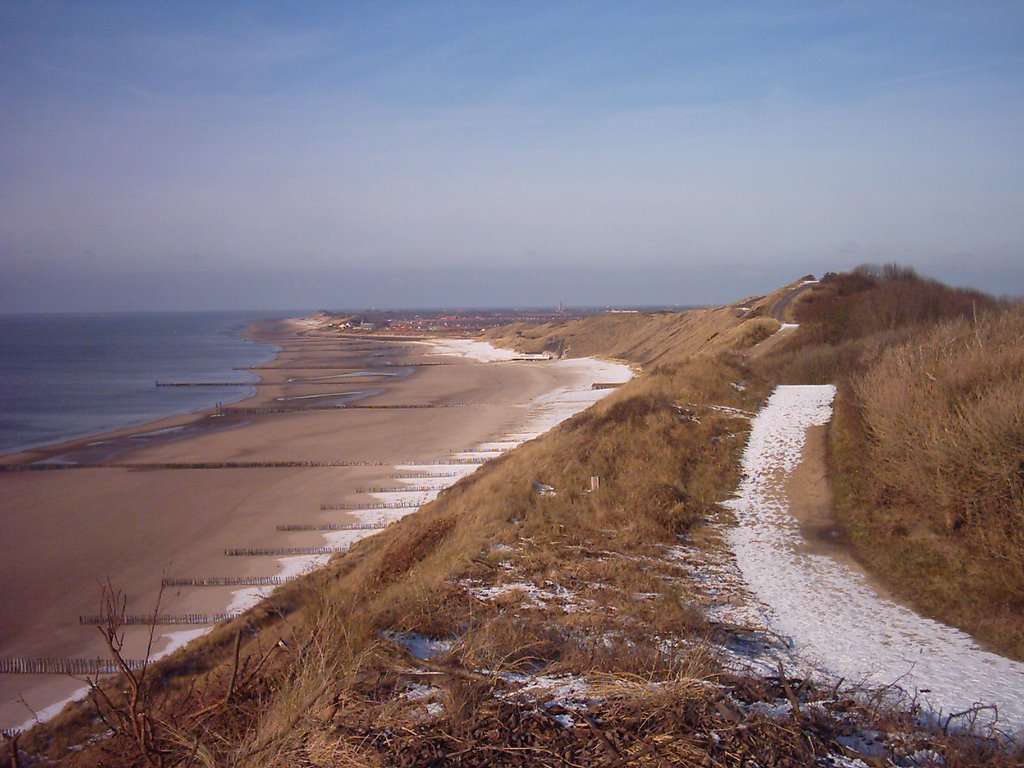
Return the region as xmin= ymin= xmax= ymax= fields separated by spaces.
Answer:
xmin=317 ymin=305 xmax=686 ymax=334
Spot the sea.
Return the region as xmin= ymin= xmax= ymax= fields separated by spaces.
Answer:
xmin=0 ymin=311 xmax=294 ymax=456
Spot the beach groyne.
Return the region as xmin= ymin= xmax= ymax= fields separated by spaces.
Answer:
xmin=0 ymin=657 xmax=145 ymax=675
xmin=276 ymin=522 xmax=390 ymax=532
xmin=2 ymin=455 xmax=489 ymax=471
xmin=156 ymin=381 xmax=251 ymax=387
xmin=223 ymin=403 xmax=482 ymax=414
xmin=0 ymin=326 xmax=635 ymax=735
xmin=354 ymin=485 xmax=448 ymax=493
xmin=1 ymin=460 xmax=388 ymax=472
xmin=223 ymin=546 xmax=347 ymax=556
xmin=320 ymin=501 xmax=421 ymax=511
xmin=161 ymin=576 xmax=287 ymax=587
xmin=79 ymin=612 xmax=241 ymax=626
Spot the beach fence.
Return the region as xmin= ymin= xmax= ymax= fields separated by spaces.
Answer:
xmin=400 ymin=457 xmax=487 ymax=466
xmin=0 ymin=657 xmax=145 ymax=675
xmin=355 ymin=485 xmax=448 ymax=493
xmin=320 ymin=501 xmax=420 ymax=511
xmin=0 ymin=459 xmax=388 ymax=472
xmin=156 ymin=381 xmax=250 ymax=387
xmin=223 ymin=546 xmax=348 ymax=556
xmin=222 ymin=403 xmax=477 ymax=415
xmin=79 ymin=612 xmax=241 ymax=626
xmin=276 ymin=522 xmax=390 ymax=532
xmin=389 ymin=472 xmax=460 ymax=479
xmin=161 ymin=576 xmax=287 ymax=587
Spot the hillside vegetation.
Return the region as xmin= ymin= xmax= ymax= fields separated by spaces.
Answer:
xmin=7 ymin=273 xmax=1021 ymax=767
xmin=483 ymin=301 xmax=783 ymax=367
xmin=758 ymin=266 xmax=1023 ymax=657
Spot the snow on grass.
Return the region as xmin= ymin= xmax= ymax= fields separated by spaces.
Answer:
xmin=466 ymin=580 xmax=585 ymax=612
xmin=13 ymin=685 xmax=92 ymax=733
xmin=824 ymin=757 xmax=872 ymax=768
xmin=703 ymin=403 xmax=754 ymax=419
xmin=226 ymin=552 xmax=332 ymax=612
xmin=663 ymin=543 xmax=791 ymax=675
xmin=495 ymin=672 xmax=597 ymax=717
xmin=403 ymin=682 xmax=441 ymax=701
xmin=383 ymin=632 xmax=454 ymax=660
xmin=725 ymin=384 xmax=1024 ymax=734
xmin=401 ymin=683 xmax=445 ymax=717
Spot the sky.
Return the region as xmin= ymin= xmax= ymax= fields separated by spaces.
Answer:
xmin=1 ymin=1 xmax=1022 ymax=311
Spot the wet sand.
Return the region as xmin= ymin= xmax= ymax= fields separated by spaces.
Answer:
xmin=0 ymin=319 xmax=601 ymax=730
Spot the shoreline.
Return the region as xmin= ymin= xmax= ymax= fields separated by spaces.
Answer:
xmin=0 ymin=316 xmax=290 ymax=467
xmin=0 ymin=318 xmax=632 ymax=732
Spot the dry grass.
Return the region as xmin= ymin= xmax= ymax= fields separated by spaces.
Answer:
xmin=793 ymin=264 xmax=997 ymax=346
xmin=761 ymin=265 xmax=1001 ymax=384
xmin=7 ymin=273 xmax=1022 ymax=766
xmin=7 ymin=355 xmax=774 ymax=765
xmin=482 ymin=283 xmax=798 ymax=368
xmin=756 ymin=266 xmax=1024 ymax=658
xmin=835 ymin=305 xmax=1024 ymax=656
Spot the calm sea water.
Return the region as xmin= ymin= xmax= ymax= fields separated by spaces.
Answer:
xmin=0 ymin=311 xmax=292 ymax=455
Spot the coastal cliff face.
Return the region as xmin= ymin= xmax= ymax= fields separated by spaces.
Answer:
xmin=8 ymin=272 xmax=1023 ymax=768
xmin=482 ymin=297 xmax=783 ymax=367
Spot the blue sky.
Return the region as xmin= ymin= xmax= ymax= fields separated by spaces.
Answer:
xmin=1 ymin=1 xmax=1022 ymax=310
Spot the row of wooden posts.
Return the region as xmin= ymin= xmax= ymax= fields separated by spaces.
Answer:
xmin=277 ymin=522 xmax=390 ymax=532
xmin=0 ymin=423 xmax=514 ymax=689
xmin=224 ymin=403 xmax=478 ymax=415
xmin=320 ymin=501 xmax=420 ymax=511
xmin=0 ymin=459 xmax=389 ymax=472
xmin=389 ymin=472 xmax=459 ymax=479
xmin=79 ymin=612 xmax=241 ymax=626
xmin=4 ymin=455 xmax=494 ymax=473
xmin=0 ymin=331 xmax=549 ymax=706
xmin=0 ymin=657 xmax=144 ymax=675
xmin=224 ymin=546 xmax=347 ymax=557
xmin=355 ymin=485 xmax=447 ymax=493
xmin=161 ymin=576 xmax=286 ymax=587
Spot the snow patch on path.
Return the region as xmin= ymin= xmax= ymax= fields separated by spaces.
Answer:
xmin=725 ymin=384 xmax=1024 ymax=734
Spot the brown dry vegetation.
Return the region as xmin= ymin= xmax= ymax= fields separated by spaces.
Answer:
xmin=758 ymin=265 xmax=1024 ymax=658
xmin=5 ymin=274 xmax=1022 ymax=766
xmin=483 ymin=300 xmax=783 ymax=368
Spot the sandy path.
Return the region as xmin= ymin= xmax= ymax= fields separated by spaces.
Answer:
xmin=726 ymin=384 xmax=1024 ymax=734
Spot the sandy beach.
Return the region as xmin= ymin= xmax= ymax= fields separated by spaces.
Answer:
xmin=0 ymin=318 xmax=630 ymax=731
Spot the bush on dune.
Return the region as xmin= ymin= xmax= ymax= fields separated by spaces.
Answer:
xmin=854 ymin=307 xmax=1024 ymax=586
xmin=760 ymin=265 xmax=1024 ymax=657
